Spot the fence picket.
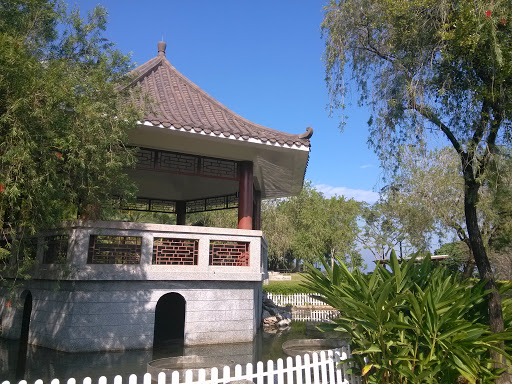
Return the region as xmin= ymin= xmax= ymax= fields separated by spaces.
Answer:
xmin=128 ymin=374 xmax=137 ymax=384
xmin=197 ymin=369 xmax=206 ymax=384
xmin=170 ymin=370 xmax=179 ymax=384
xmin=184 ymin=369 xmax=193 ymax=383
xmin=334 ymin=349 xmax=344 ymax=384
xmin=246 ymin=362 xmax=254 ymax=380
xmin=222 ymin=366 xmax=231 ymax=383
xmin=114 ymin=375 xmax=123 ymax=384
xmin=83 ymin=378 xmax=92 ymax=384
xmin=285 ymin=357 xmax=294 ymax=384
xmin=210 ymin=367 xmax=219 ymax=384
xmin=276 ymin=358 xmax=284 ymax=384
xmin=142 ymin=373 xmax=151 ymax=384
xmin=320 ymin=351 xmax=328 ymax=384
xmin=50 ymin=380 xmax=59 ymax=384
xmin=267 ymin=360 xmax=275 ymax=384
xmin=98 ymin=377 xmax=106 ymax=384
xmin=327 ymin=350 xmax=336 ymax=384
xmin=234 ymin=364 xmax=243 ymax=379
xmin=256 ymin=361 xmax=265 ymax=384
xmin=312 ymin=353 xmax=320 ymax=384
xmin=304 ymin=354 xmax=312 ymax=384
xmin=295 ymin=355 xmax=303 ymax=384
xmin=35 ymin=380 xmax=44 ymax=384
xmin=66 ymin=379 xmax=75 ymax=384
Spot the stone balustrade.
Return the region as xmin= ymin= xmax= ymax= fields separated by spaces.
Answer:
xmin=30 ymin=220 xmax=268 ymax=282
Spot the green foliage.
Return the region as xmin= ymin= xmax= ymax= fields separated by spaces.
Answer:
xmin=435 ymin=241 xmax=471 ymax=273
xmin=187 ymin=209 xmax=238 ymax=228
xmin=302 ymin=252 xmax=512 ymax=383
xmin=358 ymin=200 xmax=424 ymax=261
xmin=385 ymin=147 xmax=464 ymax=246
xmin=263 ymin=182 xmax=362 ymax=269
xmin=0 ymin=0 xmax=143 ymax=285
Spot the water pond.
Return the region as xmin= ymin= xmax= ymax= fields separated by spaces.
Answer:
xmin=1 ymin=316 xmax=341 ymax=384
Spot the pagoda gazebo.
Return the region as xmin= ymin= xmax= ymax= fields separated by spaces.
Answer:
xmin=0 ymin=42 xmax=311 ymax=352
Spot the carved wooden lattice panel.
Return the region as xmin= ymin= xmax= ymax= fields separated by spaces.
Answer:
xmin=122 ymin=198 xmax=176 ymax=213
xmin=87 ymin=235 xmax=142 ymax=264
xmin=186 ymin=194 xmax=239 ymax=213
xmin=153 ymin=238 xmax=198 ymax=265
xmin=43 ymin=235 xmax=69 ymax=264
xmin=135 ymin=147 xmax=239 ymax=180
xmin=209 ymin=241 xmax=249 ymax=266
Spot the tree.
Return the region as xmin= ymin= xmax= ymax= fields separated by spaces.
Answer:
xmin=261 ymin=198 xmax=295 ymax=270
xmin=0 ymin=0 xmax=142 ymax=288
xmin=358 ymin=199 xmax=430 ymax=261
xmin=323 ymin=0 xmax=512 ymax=352
xmin=322 ymin=196 xmax=363 ymax=269
xmin=288 ymin=185 xmax=362 ymax=267
xmin=262 ymin=183 xmax=362 ymax=270
xmin=386 ymin=146 xmax=475 ymax=274
xmin=387 ymin=145 xmax=512 ymax=278
xmin=434 ymin=241 xmax=472 ymax=275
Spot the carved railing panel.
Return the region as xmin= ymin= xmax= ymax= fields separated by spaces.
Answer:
xmin=43 ymin=235 xmax=69 ymax=264
xmin=153 ymin=238 xmax=198 ymax=265
xmin=87 ymin=235 xmax=142 ymax=264
xmin=209 ymin=241 xmax=249 ymax=266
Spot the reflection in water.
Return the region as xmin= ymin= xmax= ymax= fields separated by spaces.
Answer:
xmin=14 ymin=342 xmax=27 ymax=382
xmin=1 ymin=311 xmax=342 ymax=383
xmin=15 ymin=291 xmax=32 ymax=381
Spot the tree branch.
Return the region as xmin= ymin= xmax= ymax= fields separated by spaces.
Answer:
xmin=410 ymin=105 xmax=463 ymax=155
xmin=476 ymin=104 xmax=502 ymax=179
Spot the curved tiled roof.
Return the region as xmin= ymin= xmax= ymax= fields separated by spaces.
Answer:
xmin=127 ymin=42 xmax=312 ymax=148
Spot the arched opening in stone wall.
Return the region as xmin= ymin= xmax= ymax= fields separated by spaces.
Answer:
xmin=153 ymin=292 xmax=186 ymax=347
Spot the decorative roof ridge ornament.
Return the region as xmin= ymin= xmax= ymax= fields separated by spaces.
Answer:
xmin=157 ymin=41 xmax=166 ymax=57
xmin=298 ymin=126 xmax=313 ymax=140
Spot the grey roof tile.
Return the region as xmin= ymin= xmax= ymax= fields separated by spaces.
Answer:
xmin=127 ymin=42 xmax=312 ymax=148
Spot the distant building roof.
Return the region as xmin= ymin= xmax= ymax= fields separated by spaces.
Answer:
xmin=127 ymin=41 xmax=313 ymax=149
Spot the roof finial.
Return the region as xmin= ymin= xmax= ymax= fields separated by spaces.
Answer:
xmin=298 ymin=126 xmax=314 ymax=140
xmin=157 ymin=41 xmax=166 ymax=57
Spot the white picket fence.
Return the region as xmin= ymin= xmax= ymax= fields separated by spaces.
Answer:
xmin=291 ymin=309 xmax=339 ymax=322
xmin=2 ymin=349 xmax=361 ymax=384
xmin=265 ymin=293 xmax=329 ymax=307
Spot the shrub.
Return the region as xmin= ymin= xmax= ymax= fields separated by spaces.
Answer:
xmin=302 ymin=251 xmax=512 ymax=383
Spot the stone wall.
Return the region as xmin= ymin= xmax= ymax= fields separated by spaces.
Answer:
xmin=0 ymin=279 xmax=262 ymax=352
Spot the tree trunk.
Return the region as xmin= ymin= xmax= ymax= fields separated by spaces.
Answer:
xmin=462 ymin=241 xmax=475 ymax=279
xmin=463 ymin=173 xmax=509 ymax=379
xmin=464 ymin=179 xmax=504 ymax=332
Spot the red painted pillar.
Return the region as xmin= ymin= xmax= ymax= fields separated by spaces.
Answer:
xmin=238 ymin=161 xmax=253 ymax=230
xmin=176 ymin=201 xmax=186 ymax=225
xmin=253 ymin=190 xmax=261 ymax=230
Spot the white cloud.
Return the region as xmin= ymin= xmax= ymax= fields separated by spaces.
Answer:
xmin=315 ymin=184 xmax=379 ymax=204
xmin=360 ymin=164 xmax=373 ymax=169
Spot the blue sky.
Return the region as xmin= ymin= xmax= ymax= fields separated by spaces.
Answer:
xmin=73 ymin=0 xmax=382 ymax=204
